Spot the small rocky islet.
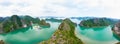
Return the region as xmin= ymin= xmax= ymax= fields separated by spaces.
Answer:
xmin=39 ymin=18 xmax=83 ymax=44
xmin=45 ymin=18 xmax=62 ymax=22
xmin=1 ymin=16 xmax=120 ymax=44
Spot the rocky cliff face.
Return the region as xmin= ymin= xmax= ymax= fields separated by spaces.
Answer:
xmin=112 ymin=21 xmax=120 ymax=37
xmin=21 ymin=15 xmax=39 ymax=26
xmin=45 ymin=18 xmax=62 ymax=22
xmin=0 ymin=24 xmax=3 ymax=33
xmin=116 ymin=42 xmax=120 ymax=44
xmin=40 ymin=18 xmax=83 ymax=44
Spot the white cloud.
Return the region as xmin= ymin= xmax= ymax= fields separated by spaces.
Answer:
xmin=0 ymin=0 xmax=120 ymax=19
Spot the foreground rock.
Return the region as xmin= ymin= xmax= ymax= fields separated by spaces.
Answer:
xmin=40 ymin=18 xmax=83 ymax=44
xmin=0 ymin=40 xmax=5 ymax=44
xmin=80 ymin=18 xmax=116 ymax=28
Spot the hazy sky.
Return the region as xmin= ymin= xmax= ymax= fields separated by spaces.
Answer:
xmin=0 ymin=0 xmax=120 ymax=18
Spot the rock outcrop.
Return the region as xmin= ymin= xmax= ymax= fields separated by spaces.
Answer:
xmin=112 ymin=21 xmax=120 ymax=37
xmin=45 ymin=18 xmax=62 ymax=22
xmin=116 ymin=42 xmax=120 ymax=44
xmin=40 ymin=18 xmax=83 ymax=44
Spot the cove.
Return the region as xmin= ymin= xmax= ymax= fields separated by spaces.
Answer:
xmin=75 ymin=25 xmax=119 ymax=44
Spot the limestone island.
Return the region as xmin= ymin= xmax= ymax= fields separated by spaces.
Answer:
xmin=39 ymin=19 xmax=50 ymax=28
xmin=45 ymin=18 xmax=62 ymax=22
xmin=0 ymin=15 xmax=50 ymax=33
xmin=79 ymin=18 xmax=116 ymax=28
xmin=39 ymin=18 xmax=83 ymax=44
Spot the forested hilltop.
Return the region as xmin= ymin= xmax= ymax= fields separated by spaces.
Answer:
xmin=40 ymin=18 xmax=83 ymax=44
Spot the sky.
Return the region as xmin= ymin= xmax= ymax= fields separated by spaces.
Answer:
xmin=0 ymin=0 xmax=120 ymax=19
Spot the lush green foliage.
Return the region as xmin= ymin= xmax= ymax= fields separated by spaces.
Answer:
xmin=2 ymin=20 xmax=13 ymax=33
xmin=11 ymin=15 xmax=23 ymax=29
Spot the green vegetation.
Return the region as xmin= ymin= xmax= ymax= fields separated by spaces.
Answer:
xmin=40 ymin=18 xmax=83 ymax=44
xmin=80 ymin=18 xmax=115 ymax=28
xmin=2 ymin=15 xmax=23 ymax=33
xmin=2 ymin=20 xmax=13 ymax=33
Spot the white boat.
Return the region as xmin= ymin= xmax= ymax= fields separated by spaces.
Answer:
xmin=32 ymin=25 xmax=42 ymax=30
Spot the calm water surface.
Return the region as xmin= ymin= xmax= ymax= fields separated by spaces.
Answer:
xmin=72 ymin=19 xmax=119 ymax=44
xmin=0 ymin=22 xmax=60 ymax=44
xmin=0 ymin=19 xmax=119 ymax=44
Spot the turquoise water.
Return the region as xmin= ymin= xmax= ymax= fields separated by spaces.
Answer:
xmin=71 ymin=18 xmax=119 ymax=44
xmin=0 ymin=22 xmax=60 ymax=44
xmin=75 ymin=26 xmax=119 ymax=44
xmin=0 ymin=19 xmax=119 ymax=44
